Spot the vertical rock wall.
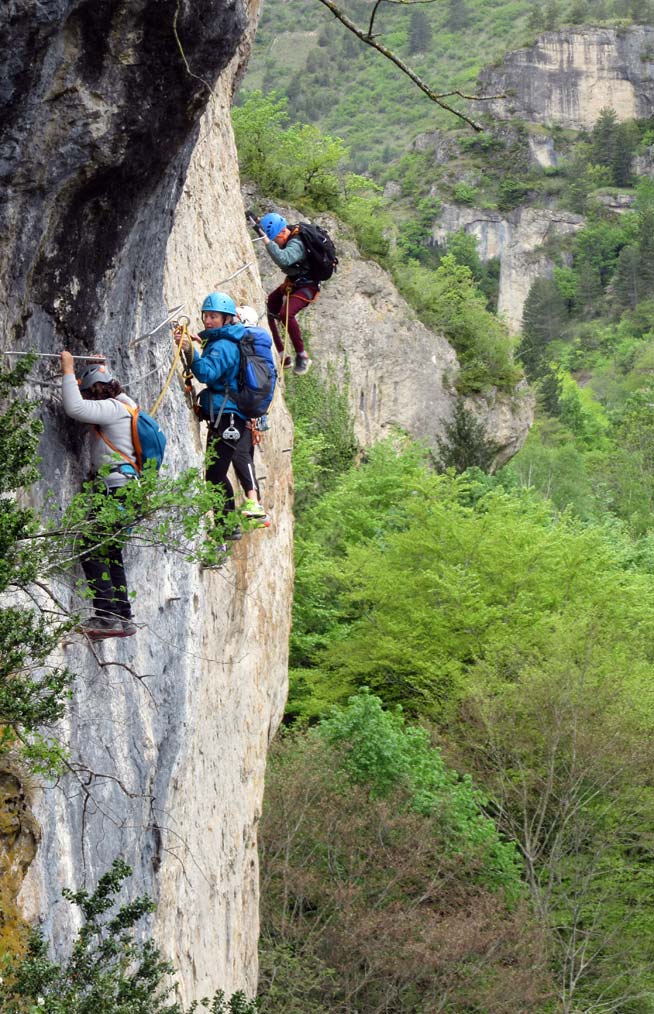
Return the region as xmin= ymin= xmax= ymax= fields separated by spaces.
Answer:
xmin=3 ymin=0 xmax=293 ymax=1004
xmin=479 ymin=26 xmax=654 ymax=129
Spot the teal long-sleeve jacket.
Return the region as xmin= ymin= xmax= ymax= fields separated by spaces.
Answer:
xmin=191 ymin=323 xmax=247 ymax=421
xmin=264 ymin=235 xmax=311 ymax=280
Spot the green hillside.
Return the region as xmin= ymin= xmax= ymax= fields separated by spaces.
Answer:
xmin=242 ymin=0 xmax=653 ymax=171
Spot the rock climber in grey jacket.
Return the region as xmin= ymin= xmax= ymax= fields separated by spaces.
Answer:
xmin=61 ymin=350 xmax=137 ymax=640
xmin=259 ymin=212 xmax=315 ymax=376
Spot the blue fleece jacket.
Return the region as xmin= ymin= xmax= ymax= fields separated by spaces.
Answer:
xmin=191 ymin=323 xmax=247 ymax=421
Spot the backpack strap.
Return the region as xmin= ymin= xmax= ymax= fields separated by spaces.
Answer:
xmin=95 ymin=403 xmax=141 ymax=472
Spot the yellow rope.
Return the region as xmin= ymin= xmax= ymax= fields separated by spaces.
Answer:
xmin=149 ymin=319 xmax=190 ymax=416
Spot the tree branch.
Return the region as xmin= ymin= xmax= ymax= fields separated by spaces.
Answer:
xmin=315 ymin=0 xmax=503 ymax=131
xmin=369 ymin=0 xmax=441 ymax=38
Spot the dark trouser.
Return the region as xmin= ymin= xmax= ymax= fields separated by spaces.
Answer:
xmin=267 ymin=282 xmax=319 ymax=356
xmin=206 ymin=416 xmax=258 ymax=518
xmin=80 ymin=486 xmax=132 ymax=620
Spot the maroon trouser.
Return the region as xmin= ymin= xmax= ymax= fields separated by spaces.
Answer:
xmin=267 ymin=282 xmax=319 ymax=356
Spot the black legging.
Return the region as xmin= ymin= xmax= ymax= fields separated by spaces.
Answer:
xmin=206 ymin=415 xmax=259 ymax=517
xmin=79 ymin=485 xmax=132 ymax=620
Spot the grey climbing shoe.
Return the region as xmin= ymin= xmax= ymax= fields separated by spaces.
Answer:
xmin=77 ymin=615 xmax=130 ymax=640
xmin=293 ymin=354 xmax=312 ymax=376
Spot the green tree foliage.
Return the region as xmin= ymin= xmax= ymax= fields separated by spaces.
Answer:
xmin=290 ymin=444 xmax=654 ymax=725
xmin=233 ymin=91 xmax=346 ymax=210
xmin=340 ymin=173 xmax=392 ymax=260
xmin=0 ymin=359 xmax=74 ymax=771
xmin=286 ymin=432 xmax=654 ymax=1006
xmin=288 ymin=439 xmax=432 ymax=721
xmin=590 ymin=107 xmax=638 ymax=186
xmin=258 ymin=693 xmax=549 ymax=1014
xmin=284 ymin=361 xmax=358 ymax=515
xmin=460 ymin=628 xmax=654 ymax=1011
xmin=611 ymin=242 xmax=643 ymax=312
xmin=442 ymin=229 xmax=500 ymax=308
xmin=0 ymin=860 xmax=257 ymax=1014
xmin=408 ymin=8 xmax=433 ymax=52
xmin=568 ymin=0 xmax=589 ymax=22
xmin=396 ymin=255 xmax=520 ymax=392
xmin=571 ymin=214 xmax=630 ymax=311
xmin=436 ymin=398 xmax=500 ymax=472
xmin=519 ymin=276 xmax=567 ymax=380
xmin=562 ymin=150 xmax=613 ymax=214
xmin=504 ymin=418 xmax=602 ymax=520
xmin=445 ymin=0 xmax=471 ymax=32
xmin=396 ymin=196 xmax=441 ymax=263
xmin=543 ymin=0 xmax=561 ymax=28
xmin=603 ymin=388 xmax=654 ymax=533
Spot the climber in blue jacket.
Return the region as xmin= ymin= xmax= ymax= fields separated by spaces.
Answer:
xmin=176 ymin=291 xmax=268 ymax=539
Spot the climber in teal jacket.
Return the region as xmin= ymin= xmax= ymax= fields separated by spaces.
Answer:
xmin=259 ymin=211 xmax=315 ymax=376
xmin=191 ymin=319 xmax=247 ymax=423
xmin=178 ymin=291 xmax=268 ymax=540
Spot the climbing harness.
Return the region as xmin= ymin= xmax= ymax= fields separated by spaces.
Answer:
xmin=222 ymin=416 xmax=241 ymax=442
xmin=249 ymin=417 xmax=267 ymax=447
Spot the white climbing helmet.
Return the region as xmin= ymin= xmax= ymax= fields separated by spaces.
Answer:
xmin=236 ymin=305 xmax=259 ymax=327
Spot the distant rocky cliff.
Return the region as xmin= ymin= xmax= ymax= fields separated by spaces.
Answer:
xmin=251 ymin=196 xmax=533 ymax=467
xmin=432 ymin=204 xmax=584 ymax=333
xmin=2 ymin=1 xmax=292 ymax=1005
xmin=479 ymin=26 xmax=654 ymax=128
xmin=427 ymin=26 xmax=654 ymax=333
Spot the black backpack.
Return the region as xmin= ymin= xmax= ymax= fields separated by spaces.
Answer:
xmin=294 ymin=222 xmax=338 ymax=282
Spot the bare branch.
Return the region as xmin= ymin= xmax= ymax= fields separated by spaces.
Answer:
xmin=370 ymin=0 xmax=441 ymax=38
xmin=368 ymin=0 xmax=384 ymax=37
xmin=315 ymin=0 xmax=503 ymax=131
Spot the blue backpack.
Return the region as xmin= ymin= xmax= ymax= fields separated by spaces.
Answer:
xmin=98 ymin=404 xmax=167 ymax=474
xmin=229 ymin=327 xmax=277 ymax=419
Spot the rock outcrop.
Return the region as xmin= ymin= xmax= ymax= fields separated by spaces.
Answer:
xmin=432 ymin=204 xmax=584 ymax=332
xmin=2 ymin=1 xmax=292 ymax=1005
xmin=479 ymin=26 xmax=654 ymax=129
xmin=251 ymin=198 xmax=533 ymax=467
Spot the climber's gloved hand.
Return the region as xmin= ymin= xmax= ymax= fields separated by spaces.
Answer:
xmin=246 ymin=210 xmax=264 ymax=237
xmin=174 ymin=333 xmax=193 ymax=354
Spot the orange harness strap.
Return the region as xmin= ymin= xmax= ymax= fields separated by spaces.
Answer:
xmin=95 ymin=404 xmax=141 ymax=472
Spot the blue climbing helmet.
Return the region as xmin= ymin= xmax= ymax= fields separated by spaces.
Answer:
xmin=259 ymin=213 xmax=287 ymax=241
xmin=201 ymin=291 xmax=237 ymax=316
xmin=79 ymin=363 xmax=114 ymax=390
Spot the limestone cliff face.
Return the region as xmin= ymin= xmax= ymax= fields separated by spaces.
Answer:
xmin=251 ymin=198 xmax=533 ymax=467
xmin=2 ymin=1 xmax=293 ymax=1005
xmin=479 ymin=26 xmax=654 ymax=129
xmin=432 ymin=204 xmax=584 ymax=332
